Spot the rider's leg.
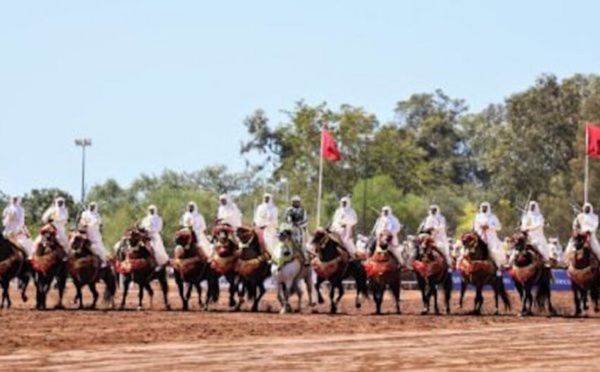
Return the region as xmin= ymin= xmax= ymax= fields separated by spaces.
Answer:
xmin=389 ymin=245 xmax=405 ymax=266
xmin=564 ymin=239 xmax=576 ymax=263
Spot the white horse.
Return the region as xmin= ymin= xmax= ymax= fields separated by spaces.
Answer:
xmin=271 ymin=224 xmax=315 ymax=314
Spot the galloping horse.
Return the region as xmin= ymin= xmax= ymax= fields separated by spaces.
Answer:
xmin=566 ymin=231 xmax=600 ymax=316
xmin=234 ymin=226 xmax=271 ymax=312
xmin=411 ymin=234 xmax=452 ymax=315
xmin=272 ymin=224 xmax=314 ymax=313
xmin=509 ymin=231 xmax=555 ymax=316
xmin=311 ymin=228 xmax=368 ymax=314
xmin=0 ymin=234 xmax=31 ymax=308
xmin=115 ymin=227 xmax=170 ymax=310
xmin=68 ymin=230 xmax=117 ymax=309
xmin=363 ymin=230 xmax=401 ymax=315
xmin=459 ymin=232 xmax=510 ymax=315
xmin=31 ymin=224 xmax=67 ymax=310
xmin=172 ymin=227 xmax=210 ymax=311
xmin=206 ymin=223 xmax=239 ymax=309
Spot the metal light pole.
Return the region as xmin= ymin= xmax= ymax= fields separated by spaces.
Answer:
xmin=358 ymin=134 xmax=375 ymax=235
xmin=74 ymin=138 xmax=92 ymax=203
xmin=280 ymin=177 xmax=289 ymax=204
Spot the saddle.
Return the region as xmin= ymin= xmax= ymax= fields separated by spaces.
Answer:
xmin=364 ymin=248 xmax=398 ymax=279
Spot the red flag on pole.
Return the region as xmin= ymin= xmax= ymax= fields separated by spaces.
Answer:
xmin=321 ymin=127 xmax=341 ymax=162
xmin=587 ymin=122 xmax=600 ymax=158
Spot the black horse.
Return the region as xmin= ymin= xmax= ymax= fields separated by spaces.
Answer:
xmin=0 ymin=235 xmax=31 ymax=308
xmin=311 ymin=229 xmax=368 ymax=314
xmin=115 ymin=228 xmax=170 ymax=310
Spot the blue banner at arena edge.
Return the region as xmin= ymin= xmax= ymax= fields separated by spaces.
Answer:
xmin=451 ymin=269 xmax=571 ymax=291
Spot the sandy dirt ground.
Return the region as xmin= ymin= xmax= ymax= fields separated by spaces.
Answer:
xmin=1 ymin=281 xmax=599 ymax=371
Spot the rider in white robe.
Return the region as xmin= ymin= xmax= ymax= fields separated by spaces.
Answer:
xmin=217 ymin=194 xmax=243 ymax=229
xmin=516 ymin=201 xmax=550 ymax=265
xmin=79 ymin=202 xmax=107 ymax=266
xmin=372 ymin=206 xmax=404 ymax=265
xmin=330 ymin=197 xmax=358 ymax=258
xmin=254 ymin=193 xmax=278 ymax=256
xmin=2 ymin=196 xmax=33 ymax=257
xmin=473 ymin=202 xmax=505 ymax=275
xmin=421 ymin=205 xmax=453 ymax=272
xmin=180 ymin=202 xmax=212 ymax=258
xmin=140 ymin=205 xmax=169 ymax=266
xmin=565 ymin=203 xmax=600 ymax=263
xmin=41 ymin=197 xmax=70 ymax=254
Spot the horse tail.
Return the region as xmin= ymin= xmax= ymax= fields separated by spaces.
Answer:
xmin=350 ymin=261 xmax=369 ymax=299
xmin=103 ymin=268 xmax=117 ymax=302
xmin=497 ymin=278 xmax=511 ymax=310
xmin=535 ymin=268 xmax=552 ymax=310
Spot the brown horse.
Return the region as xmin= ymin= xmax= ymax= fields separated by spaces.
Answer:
xmin=68 ymin=230 xmax=117 ymax=309
xmin=172 ymin=227 xmax=210 ymax=311
xmin=567 ymin=231 xmax=600 ymax=316
xmin=205 ymin=223 xmax=239 ymax=309
xmin=412 ymin=234 xmax=452 ymax=315
xmin=459 ymin=232 xmax=510 ymax=315
xmin=115 ymin=227 xmax=170 ymax=310
xmin=0 ymin=234 xmax=31 ymax=308
xmin=234 ymin=226 xmax=271 ymax=312
xmin=312 ymin=228 xmax=368 ymax=314
xmin=509 ymin=231 xmax=555 ymax=316
xmin=31 ymin=224 xmax=67 ymax=310
xmin=363 ymin=230 xmax=401 ymax=315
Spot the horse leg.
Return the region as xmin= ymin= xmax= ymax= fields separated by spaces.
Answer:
xmin=459 ymin=280 xmax=467 ymax=309
xmin=120 ymin=276 xmax=130 ymax=310
xmin=146 ymin=282 xmax=155 ymax=310
xmin=227 ymin=273 xmax=237 ymax=308
xmin=19 ymin=268 xmax=30 ymax=303
xmin=0 ymin=280 xmax=9 ymax=309
xmin=316 ymin=277 xmax=325 ymax=304
xmin=393 ymin=281 xmax=401 ymax=315
xmin=444 ymin=275 xmax=452 ymax=315
xmin=433 ymin=285 xmax=440 ymax=315
xmin=373 ymin=283 xmax=383 ymax=315
xmin=157 ymin=269 xmax=170 ymax=310
xmin=183 ymin=282 xmax=194 ymax=311
xmin=74 ymin=281 xmax=84 ymax=309
xmin=253 ymin=281 xmax=265 ymax=313
xmin=89 ymin=283 xmax=99 ymax=310
xmin=329 ymin=283 xmax=338 ymax=314
xmin=55 ymin=272 xmax=66 ymax=310
xmin=473 ymin=287 xmax=483 ymax=315
xmin=572 ymin=284 xmax=582 ymax=317
xmin=280 ymin=283 xmax=290 ymax=314
xmin=235 ymin=280 xmax=246 ymax=312
xmin=174 ymin=271 xmax=187 ymax=311
xmin=334 ymin=281 xmax=344 ymax=312
xmin=304 ymin=270 xmax=316 ymax=307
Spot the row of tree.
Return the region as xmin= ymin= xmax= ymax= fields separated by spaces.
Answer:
xmin=3 ymin=73 xmax=600 ymax=252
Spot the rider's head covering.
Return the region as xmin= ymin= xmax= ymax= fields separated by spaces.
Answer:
xmin=382 ymin=206 xmax=392 ymax=216
xmin=11 ymin=195 xmax=20 ymax=205
xmin=263 ymin=193 xmax=273 ymax=205
xmin=341 ymin=196 xmax=351 ymax=208
xmin=148 ymin=204 xmax=158 ymax=214
xmin=429 ymin=204 xmax=440 ymax=215
xmin=583 ymin=202 xmax=594 ymax=214
xmin=187 ymin=201 xmax=197 ymax=212
xmin=55 ymin=197 xmax=66 ymax=207
xmin=88 ymin=202 xmax=98 ymax=211
xmin=479 ymin=202 xmax=491 ymax=213
xmin=528 ymin=201 xmax=540 ymax=214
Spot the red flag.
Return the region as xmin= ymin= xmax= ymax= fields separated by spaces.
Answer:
xmin=587 ymin=122 xmax=600 ymax=158
xmin=321 ymin=127 xmax=341 ymax=162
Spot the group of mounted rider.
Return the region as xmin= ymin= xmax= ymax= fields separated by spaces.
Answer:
xmin=1 ymin=191 xmax=600 ymax=316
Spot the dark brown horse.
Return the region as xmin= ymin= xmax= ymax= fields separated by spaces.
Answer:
xmin=68 ymin=230 xmax=117 ymax=309
xmin=0 ymin=235 xmax=31 ymax=308
xmin=363 ymin=230 xmax=401 ymax=315
xmin=205 ymin=223 xmax=239 ymax=309
xmin=509 ymin=231 xmax=555 ymax=316
xmin=567 ymin=231 xmax=600 ymax=316
xmin=31 ymin=224 xmax=67 ymax=310
xmin=312 ymin=228 xmax=368 ymax=314
xmin=459 ymin=232 xmax=510 ymax=315
xmin=172 ymin=227 xmax=210 ymax=311
xmin=115 ymin=228 xmax=170 ymax=310
xmin=412 ymin=234 xmax=452 ymax=315
xmin=234 ymin=226 xmax=271 ymax=312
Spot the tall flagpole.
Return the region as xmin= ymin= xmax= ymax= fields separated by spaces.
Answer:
xmin=316 ymin=125 xmax=325 ymax=227
xmin=585 ymin=123 xmax=589 ymax=204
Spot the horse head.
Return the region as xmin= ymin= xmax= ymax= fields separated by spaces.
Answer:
xmin=38 ymin=224 xmax=60 ymax=251
xmin=174 ymin=227 xmax=197 ymax=249
xmin=572 ymin=230 xmax=591 ymax=252
xmin=416 ymin=233 xmax=437 ymax=256
xmin=69 ymin=230 xmax=93 ymax=256
xmin=460 ymin=232 xmax=488 ymax=261
xmin=212 ymin=224 xmax=237 ymax=257
xmin=376 ymin=230 xmax=394 ymax=251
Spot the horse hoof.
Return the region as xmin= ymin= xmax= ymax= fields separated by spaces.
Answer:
xmin=137 ymin=306 xmax=143 ymax=311
xmin=279 ymin=308 xmax=287 ymax=314
xmin=165 ymin=304 xmax=171 ymax=311
xmin=355 ymin=302 xmax=362 ymax=309
xmin=22 ymin=295 xmax=28 ymax=303
xmin=493 ymin=310 xmax=499 ymax=316
xmin=420 ymin=309 xmax=429 ymax=316
xmin=309 ymin=302 xmax=316 ymax=308
xmin=54 ymin=304 xmax=65 ymax=310
xmin=318 ymin=298 xmax=325 ymax=305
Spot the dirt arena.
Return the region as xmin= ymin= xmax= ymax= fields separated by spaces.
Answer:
xmin=1 ymin=281 xmax=599 ymax=371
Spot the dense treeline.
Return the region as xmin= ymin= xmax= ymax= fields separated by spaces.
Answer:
xmin=3 ymin=73 xmax=600 ymax=251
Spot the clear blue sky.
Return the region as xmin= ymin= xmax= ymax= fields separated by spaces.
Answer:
xmin=1 ymin=0 xmax=598 ymax=199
